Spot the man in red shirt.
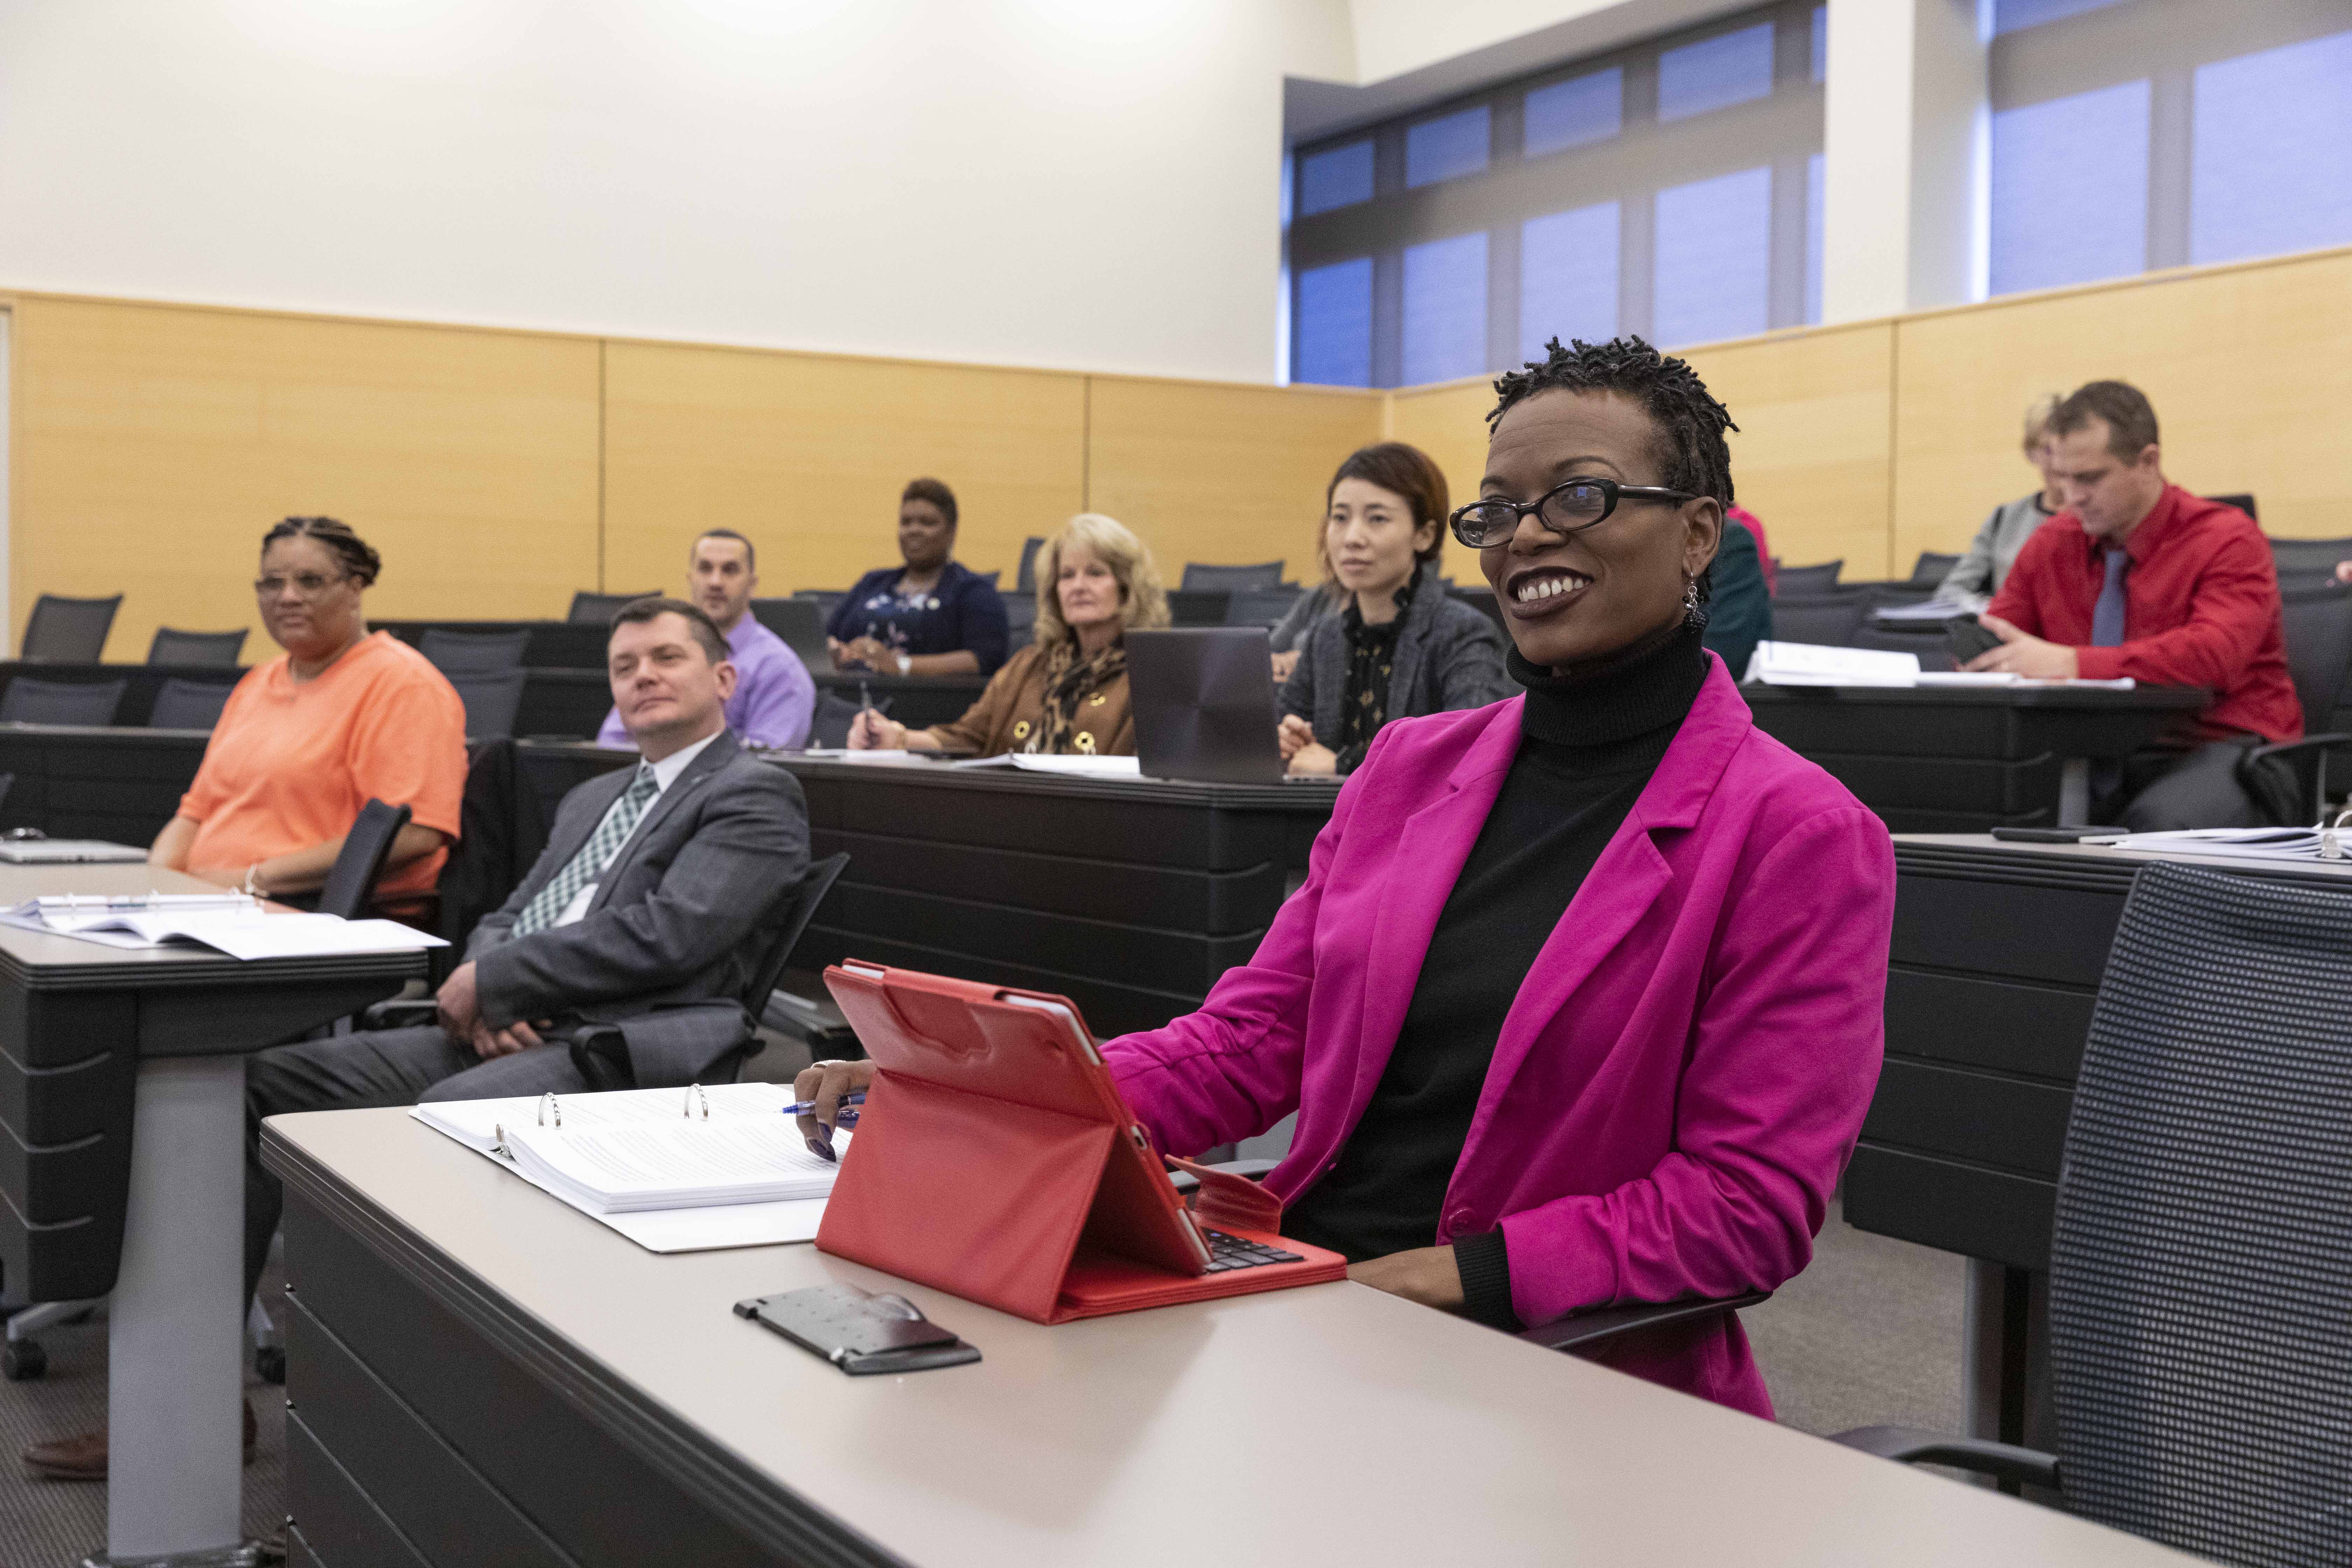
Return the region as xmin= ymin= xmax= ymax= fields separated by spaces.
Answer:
xmin=1967 ymin=380 xmax=2297 ymax=830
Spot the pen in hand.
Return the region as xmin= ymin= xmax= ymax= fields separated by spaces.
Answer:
xmin=788 ymin=1092 xmax=865 ymax=1161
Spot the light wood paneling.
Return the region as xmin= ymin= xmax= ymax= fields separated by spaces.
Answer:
xmin=1894 ymin=247 xmax=2352 ymax=567
xmin=10 ymin=296 xmax=600 ymax=660
xmin=603 ymin=343 xmax=1086 ymax=598
xmin=1083 ymin=378 xmax=1382 ymax=587
xmin=1385 ymin=380 xmax=1495 ymax=554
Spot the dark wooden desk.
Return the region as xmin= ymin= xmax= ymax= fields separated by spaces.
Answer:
xmin=376 ymin=619 xmax=610 ymax=669
xmin=0 ymin=863 xmax=425 ymax=1564
xmin=1741 ymin=684 xmax=2210 ymax=831
xmin=0 ymin=723 xmax=211 ymax=844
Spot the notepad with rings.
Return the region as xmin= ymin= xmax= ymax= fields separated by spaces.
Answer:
xmin=410 ymin=1081 xmax=847 ymax=1253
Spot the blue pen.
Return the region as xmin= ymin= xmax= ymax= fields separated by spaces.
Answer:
xmin=782 ymin=1092 xmax=865 ymax=1119
xmin=790 ymin=1092 xmax=864 ymax=1162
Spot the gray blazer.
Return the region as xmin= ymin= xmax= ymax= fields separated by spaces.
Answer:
xmin=1935 ymin=493 xmax=2055 ymax=611
xmin=470 ymin=730 xmax=810 ymax=1084
xmin=1280 ymin=570 xmax=1514 ymax=765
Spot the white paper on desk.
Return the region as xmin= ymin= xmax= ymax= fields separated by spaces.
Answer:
xmin=413 ymin=1080 xmax=797 ymax=1154
xmin=193 ymin=915 xmax=444 ymax=959
xmin=796 ymin=748 xmax=918 ymax=763
xmin=2101 ymin=827 xmax=2326 ymax=859
xmin=1915 ymin=671 xmax=2019 ymax=687
xmin=507 ymin=1118 xmax=839 ymax=1212
xmin=1009 ymin=754 xmax=1141 ymax=778
xmin=1872 ymin=599 xmax=1973 ymax=623
xmin=1744 ymin=642 xmax=1921 ymax=687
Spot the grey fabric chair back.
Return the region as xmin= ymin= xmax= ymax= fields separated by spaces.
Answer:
xmin=317 ymin=798 xmax=413 ymax=920
xmin=21 ymin=594 xmax=121 ymax=662
xmin=740 ymin=853 xmax=849 ymax=1013
xmin=420 ymin=628 xmax=530 ymax=673
xmin=1223 ymin=588 xmax=1304 ymax=629
xmin=1001 ymin=590 xmax=1037 ymax=651
xmin=808 ymin=692 xmax=859 ymax=749
xmin=1182 ymin=561 xmax=1285 ymax=592
xmin=749 ymin=599 xmax=830 ymax=670
xmin=791 ymin=589 xmax=847 ymax=620
xmin=1846 ymin=628 xmax=1956 ymax=671
xmin=1014 ymin=537 xmax=1046 ymax=594
xmin=2050 ymin=862 xmax=2352 ymax=1567
xmin=2205 ymin=492 xmax=2259 ymax=521
xmin=1908 ymin=551 xmax=1962 ymax=586
xmin=2276 ymin=583 xmax=2352 ymax=734
xmin=1773 ymin=561 xmax=1842 ymax=595
xmin=147 ymin=678 xmax=234 ymax=731
xmin=0 ymin=677 xmax=125 ymax=726
xmin=447 ymin=669 xmax=527 ymax=739
xmin=2269 ymin=536 xmax=2352 ymax=575
xmin=568 ymin=592 xmax=658 ymax=625
xmin=147 ymin=627 xmax=247 ymax=666
xmin=1764 ymin=595 xmax=1869 ymax=648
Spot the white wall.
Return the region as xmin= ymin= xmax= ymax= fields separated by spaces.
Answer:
xmin=0 ymin=0 xmax=1353 ymax=384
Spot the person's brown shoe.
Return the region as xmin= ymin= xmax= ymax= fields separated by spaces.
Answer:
xmin=22 ymin=1398 xmax=257 ymax=1482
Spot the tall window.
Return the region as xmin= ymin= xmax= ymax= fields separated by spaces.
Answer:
xmin=1287 ymin=1 xmax=1824 ymax=388
xmin=1989 ymin=0 xmax=2352 ymax=297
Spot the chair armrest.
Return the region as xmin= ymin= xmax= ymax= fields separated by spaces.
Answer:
xmin=1518 ymin=1290 xmax=1771 ymax=1353
xmin=1829 ymin=1426 xmax=2060 ymax=1489
xmin=360 ymin=999 xmax=441 ymax=1030
xmin=2244 ymin=732 xmax=2351 ymax=764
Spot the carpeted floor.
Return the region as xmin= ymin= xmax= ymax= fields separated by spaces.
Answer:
xmin=0 ymin=1197 xmax=1962 ymax=1565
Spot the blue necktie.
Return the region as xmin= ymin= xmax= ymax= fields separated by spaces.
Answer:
xmin=2092 ymin=548 xmax=2130 ymax=646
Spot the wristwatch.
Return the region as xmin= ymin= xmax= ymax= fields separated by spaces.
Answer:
xmin=895 ymin=653 xmax=912 ymax=676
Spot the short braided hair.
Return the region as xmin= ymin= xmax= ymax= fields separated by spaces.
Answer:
xmin=261 ymin=516 xmax=381 ymax=586
xmin=1488 ymin=336 xmax=1739 ymax=511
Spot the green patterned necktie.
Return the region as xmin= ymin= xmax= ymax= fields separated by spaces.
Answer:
xmin=512 ymin=764 xmax=661 ymax=936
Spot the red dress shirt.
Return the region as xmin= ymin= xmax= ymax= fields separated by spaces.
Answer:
xmin=1986 ymin=484 xmax=2298 ymax=743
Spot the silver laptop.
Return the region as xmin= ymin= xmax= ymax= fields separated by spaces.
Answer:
xmin=0 ymin=839 xmax=148 ymax=864
xmin=1126 ymin=628 xmax=1287 ymax=785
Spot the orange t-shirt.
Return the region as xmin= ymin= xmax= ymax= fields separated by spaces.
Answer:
xmin=179 ymin=631 xmax=467 ymax=902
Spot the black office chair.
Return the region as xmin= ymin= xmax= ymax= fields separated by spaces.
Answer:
xmin=1002 ymin=590 xmax=1037 ymax=650
xmin=1182 ymin=562 xmax=1285 ymax=593
xmin=2267 ymin=535 xmax=2352 ymax=576
xmin=748 ymin=599 xmax=831 ymax=671
xmin=791 ymin=588 xmax=847 ymax=622
xmin=1224 ymin=589 xmax=1304 ymax=629
xmin=1014 ymin=537 xmax=1046 ymax=594
xmin=1847 ymin=628 xmax=1956 ymax=671
xmin=568 ymin=591 xmax=658 ymax=625
xmin=0 ymin=677 xmax=126 ymax=726
xmin=318 ymin=799 xmax=414 ymax=921
xmin=2236 ymin=582 xmax=2352 ymax=822
xmin=419 ymin=628 xmax=531 ymax=673
xmin=21 ymin=594 xmax=121 ymax=662
xmin=1772 ymin=561 xmax=1842 ymax=595
xmin=1837 ymin=863 xmax=2352 ymax=1565
xmin=146 ymin=627 xmax=247 ymax=666
xmin=2205 ymin=492 xmax=2258 ymax=522
xmin=1763 ymin=595 xmax=1870 ymax=647
xmin=1907 ymin=552 xmax=1962 ymax=587
xmin=146 ymin=678 xmax=234 ymax=730
xmin=721 ymin=853 xmax=852 ymax=1082
xmin=808 ymin=692 xmax=861 ymax=749
xmin=447 ymin=669 xmax=528 ymax=740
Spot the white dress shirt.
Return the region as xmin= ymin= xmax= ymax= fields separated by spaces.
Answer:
xmin=553 ymin=729 xmax=721 ymax=928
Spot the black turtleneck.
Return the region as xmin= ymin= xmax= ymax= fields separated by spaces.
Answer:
xmin=1283 ymin=620 xmax=1709 ymax=1328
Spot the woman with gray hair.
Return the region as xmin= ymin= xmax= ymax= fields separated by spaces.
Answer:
xmin=1933 ymin=393 xmax=2067 ymax=612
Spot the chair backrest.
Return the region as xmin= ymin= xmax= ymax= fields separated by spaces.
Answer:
xmin=2267 ymin=535 xmax=2352 ymax=576
xmin=0 ymin=676 xmax=126 ymax=727
xmin=1844 ymin=628 xmax=1956 ymax=671
xmin=419 ymin=628 xmax=532 ymax=673
xmin=748 ymin=599 xmax=831 ymax=670
xmin=2049 ymin=862 xmax=2352 ymax=1566
xmin=1907 ymin=552 xmax=1962 ymax=586
xmin=147 ymin=626 xmax=247 ymax=666
xmin=568 ymin=591 xmax=658 ymax=625
xmin=1773 ymin=561 xmax=1842 ymax=595
xmin=738 ymin=853 xmax=851 ymax=1013
xmin=1182 ymin=561 xmax=1285 ymax=593
xmin=22 ymin=594 xmax=122 ymax=662
xmin=2204 ymin=491 xmax=2258 ymax=521
xmin=1223 ymin=588 xmax=1304 ymax=629
xmin=1763 ymin=595 xmax=1870 ymax=648
xmin=2275 ymin=583 xmax=2352 ymax=735
xmin=147 ymin=678 xmax=235 ymax=731
xmin=447 ymin=669 xmax=528 ymax=739
xmin=317 ymin=798 xmax=414 ymax=920
xmin=808 ymin=691 xmax=860 ymax=749
xmin=791 ymin=589 xmax=847 ymax=618
xmin=1014 ymin=536 xmax=1046 ymax=593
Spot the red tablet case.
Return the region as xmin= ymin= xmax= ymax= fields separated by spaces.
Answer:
xmin=816 ymin=961 xmax=1346 ymax=1324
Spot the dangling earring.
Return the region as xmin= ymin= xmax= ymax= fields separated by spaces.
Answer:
xmin=1681 ymin=576 xmax=1700 ymax=616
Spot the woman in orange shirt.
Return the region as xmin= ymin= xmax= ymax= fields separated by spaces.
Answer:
xmin=149 ymin=516 xmax=467 ymax=909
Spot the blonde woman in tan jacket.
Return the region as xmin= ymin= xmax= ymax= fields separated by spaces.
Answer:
xmin=848 ymin=513 xmax=1170 ymax=757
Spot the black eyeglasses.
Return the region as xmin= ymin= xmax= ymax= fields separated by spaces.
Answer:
xmin=1449 ymin=477 xmax=1698 ymax=549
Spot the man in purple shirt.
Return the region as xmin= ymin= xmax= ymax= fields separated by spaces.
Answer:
xmin=596 ymin=530 xmax=813 ymax=750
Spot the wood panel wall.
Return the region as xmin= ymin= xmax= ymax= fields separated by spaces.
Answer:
xmin=6 ymin=241 xmax=2347 ymax=661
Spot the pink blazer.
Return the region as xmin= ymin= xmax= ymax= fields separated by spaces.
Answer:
xmin=1104 ymin=656 xmax=1893 ymax=1417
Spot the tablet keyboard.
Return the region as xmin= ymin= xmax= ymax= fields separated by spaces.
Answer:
xmin=1201 ymin=1228 xmax=1306 ymax=1272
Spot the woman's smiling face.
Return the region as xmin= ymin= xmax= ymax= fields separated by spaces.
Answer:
xmin=1477 ymin=388 xmax=1721 ymax=671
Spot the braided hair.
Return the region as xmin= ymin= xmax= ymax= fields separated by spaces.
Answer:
xmin=1488 ymin=336 xmax=1739 ymax=512
xmin=261 ymin=516 xmax=381 ymax=587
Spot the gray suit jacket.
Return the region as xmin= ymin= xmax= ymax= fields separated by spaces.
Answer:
xmin=469 ymin=729 xmax=810 ymax=1084
xmin=1280 ymin=569 xmax=1514 ymax=768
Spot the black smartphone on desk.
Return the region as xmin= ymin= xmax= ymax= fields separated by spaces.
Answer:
xmin=1946 ymin=616 xmax=2002 ymax=665
xmin=1990 ymin=826 xmax=2127 ymax=843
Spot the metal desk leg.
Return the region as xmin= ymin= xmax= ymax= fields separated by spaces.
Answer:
xmin=2058 ymin=758 xmax=2091 ymax=826
xmin=91 ymin=1056 xmax=261 ymax=1568
xmin=1961 ymin=1260 xmax=2032 ymax=1494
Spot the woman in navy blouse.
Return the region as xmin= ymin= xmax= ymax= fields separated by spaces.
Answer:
xmin=825 ymin=478 xmax=1011 ymax=677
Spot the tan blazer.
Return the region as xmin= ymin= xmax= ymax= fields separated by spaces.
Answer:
xmin=923 ymin=642 xmax=1136 ymax=756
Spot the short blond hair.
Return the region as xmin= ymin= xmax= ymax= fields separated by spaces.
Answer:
xmin=2023 ymin=393 xmax=2064 ymax=454
xmin=1032 ymin=513 xmax=1169 ymax=651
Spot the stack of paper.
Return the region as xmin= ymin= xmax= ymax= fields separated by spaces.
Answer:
xmin=0 ymin=895 xmax=446 ymax=958
xmin=2095 ymin=827 xmax=2330 ymax=860
xmin=1872 ymin=600 xmax=1973 ymax=624
xmin=1745 ymin=643 xmax=1923 ymax=687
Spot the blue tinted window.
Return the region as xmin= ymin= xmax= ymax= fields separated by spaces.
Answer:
xmin=1406 ymin=106 xmax=1491 ymax=188
xmin=2190 ymin=28 xmax=2352 ymax=266
xmin=1805 ymin=152 xmax=1825 ymax=325
xmin=1990 ymin=79 xmax=2149 ymax=294
xmin=1653 ymin=166 xmax=1772 ymax=346
xmin=1525 ymin=69 xmax=1622 ymax=159
xmin=1659 ymin=23 xmax=1776 ymax=122
xmin=1994 ymin=0 xmax=2130 ymax=35
xmin=1295 ymin=259 xmax=1374 ymax=387
xmin=1811 ymin=6 xmax=1826 ymax=84
xmin=1298 ymin=140 xmax=1374 ymax=216
xmin=1401 ymin=232 xmax=1489 ymax=385
xmin=1520 ymin=204 xmax=1619 ymax=363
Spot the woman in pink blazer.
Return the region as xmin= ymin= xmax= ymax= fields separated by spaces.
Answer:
xmin=799 ymin=337 xmax=1892 ymax=1418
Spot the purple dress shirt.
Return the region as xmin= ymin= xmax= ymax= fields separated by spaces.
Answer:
xmin=596 ymin=614 xmax=814 ymax=751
